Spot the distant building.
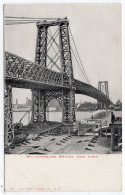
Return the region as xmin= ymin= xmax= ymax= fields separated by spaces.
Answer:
xmin=77 ymin=101 xmax=97 ymax=111
xmin=13 ymin=97 xmax=32 ymax=111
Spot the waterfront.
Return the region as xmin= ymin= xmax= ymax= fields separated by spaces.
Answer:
xmin=13 ymin=110 xmax=122 ymax=125
xmin=6 ymin=110 xmax=121 ymax=154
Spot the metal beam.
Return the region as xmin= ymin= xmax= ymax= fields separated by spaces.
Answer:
xmin=37 ymin=18 xmax=69 ymax=27
xmin=4 ymin=85 xmax=14 ymax=146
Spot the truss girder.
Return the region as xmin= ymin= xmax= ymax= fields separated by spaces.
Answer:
xmin=5 ymin=52 xmax=63 ymax=87
xmin=4 ymin=85 xmax=14 ymax=145
xmin=5 ymin=52 xmax=110 ymax=104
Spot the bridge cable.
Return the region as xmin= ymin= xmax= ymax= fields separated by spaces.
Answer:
xmin=69 ymin=27 xmax=91 ymax=85
xmin=5 ymin=16 xmax=58 ymax=20
xmin=5 ymin=19 xmax=47 ymax=22
xmin=70 ymin=46 xmax=89 ymax=83
xmin=5 ymin=21 xmax=37 ymax=25
xmin=4 ymin=17 xmax=59 ymax=25
xmin=71 ymin=45 xmax=90 ymax=84
xmin=69 ymin=28 xmax=91 ymax=84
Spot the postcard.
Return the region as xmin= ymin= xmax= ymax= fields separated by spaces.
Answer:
xmin=3 ymin=3 xmax=122 ymax=192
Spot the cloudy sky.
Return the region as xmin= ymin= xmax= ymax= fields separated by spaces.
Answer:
xmin=4 ymin=4 xmax=122 ymax=104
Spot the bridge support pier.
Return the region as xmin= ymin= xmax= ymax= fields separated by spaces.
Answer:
xmin=62 ymin=89 xmax=79 ymax=132
xmin=4 ymin=85 xmax=14 ymax=146
xmin=32 ymin=90 xmax=46 ymax=122
xmin=63 ymin=89 xmax=76 ymax=123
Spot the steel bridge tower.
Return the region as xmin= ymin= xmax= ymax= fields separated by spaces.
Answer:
xmin=97 ymin=81 xmax=109 ymax=109
xmin=32 ymin=18 xmax=77 ymax=127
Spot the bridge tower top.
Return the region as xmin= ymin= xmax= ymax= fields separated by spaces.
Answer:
xmin=35 ymin=17 xmax=74 ymax=87
xmin=36 ymin=17 xmax=69 ymax=27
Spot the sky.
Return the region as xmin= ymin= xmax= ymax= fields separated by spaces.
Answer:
xmin=4 ymin=4 xmax=122 ymax=104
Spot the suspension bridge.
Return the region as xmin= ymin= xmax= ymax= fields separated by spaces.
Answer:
xmin=4 ymin=17 xmax=111 ymax=146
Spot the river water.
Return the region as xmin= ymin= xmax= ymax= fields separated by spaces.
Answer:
xmin=13 ymin=110 xmax=122 ymax=126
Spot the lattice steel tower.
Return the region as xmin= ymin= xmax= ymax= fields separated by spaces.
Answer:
xmin=32 ymin=18 xmax=76 ymax=124
xmin=97 ymin=81 xmax=109 ymax=109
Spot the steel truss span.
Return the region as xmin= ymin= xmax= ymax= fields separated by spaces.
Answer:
xmin=5 ymin=51 xmax=110 ymax=104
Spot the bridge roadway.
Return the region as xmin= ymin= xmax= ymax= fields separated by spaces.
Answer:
xmin=5 ymin=51 xmax=110 ymax=104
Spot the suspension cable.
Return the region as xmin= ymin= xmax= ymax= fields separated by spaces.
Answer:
xmin=69 ymin=27 xmax=91 ymax=85
xmin=4 ymin=16 xmax=58 ymax=25
xmin=70 ymin=28 xmax=91 ymax=84
xmin=5 ymin=21 xmax=37 ymax=25
xmin=5 ymin=19 xmax=44 ymax=22
xmin=70 ymin=47 xmax=89 ymax=83
xmin=5 ymin=16 xmax=58 ymax=20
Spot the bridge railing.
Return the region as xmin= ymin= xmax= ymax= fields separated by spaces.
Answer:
xmin=5 ymin=51 xmax=69 ymax=88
